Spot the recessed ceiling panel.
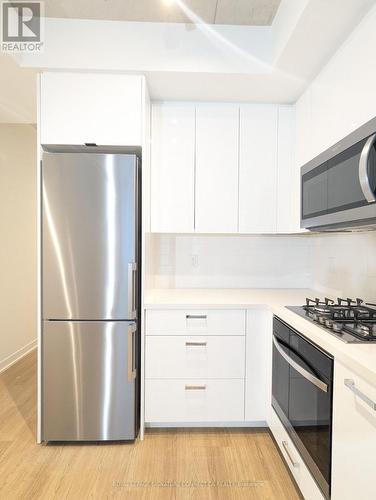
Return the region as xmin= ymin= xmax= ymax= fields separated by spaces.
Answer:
xmin=43 ymin=0 xmax=281 ymax=25
xmin=215 ymin=0 xmax=282 ymax=26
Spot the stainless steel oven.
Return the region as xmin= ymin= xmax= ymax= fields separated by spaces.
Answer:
xmin=301 ymin=116 xmax=376 ymax=231
xmin=272 ymin=316 xmax=334 ymax=499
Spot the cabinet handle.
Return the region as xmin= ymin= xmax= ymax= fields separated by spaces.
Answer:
xmin=185 ymin=385 xmax=206 ymax=391
xmin=282 ymin=441 xmax=299 ymax=468
xmin=186 ymin=315 xmax=207 ymax=320
xmin=185 ymin=341 xmax=207 ymax=347
xmin=344 ymin=379 xmax=376 ymax=410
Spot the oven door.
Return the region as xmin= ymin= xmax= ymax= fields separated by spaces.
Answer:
xmin=301 ymin=133 xmax=376 ymax=229
xmin=272 ymin=319 xmax=333 ymax=500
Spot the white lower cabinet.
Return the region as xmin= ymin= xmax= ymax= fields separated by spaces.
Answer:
xmin=145 ymin=307 xmax=246 ymax=424
xmin=145 ymin=379 xmax=244 ymax=423
xmin=146 ymin=335 xmax=245 ymax=379
xmin=269 ymin=408 xmax=325 ymax=500
xmin=331 ymin=361 xmax=376 ymax=500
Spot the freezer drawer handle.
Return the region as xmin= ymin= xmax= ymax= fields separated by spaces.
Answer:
xmin=344 ymin=379 xmax=376 ymax=410
xmin=185 ymin=341 xmax=207 ymax=347
xmin=185 ymin=385 xmax=206 ymax=391
xmin=128 ymin=325 xmax=137 ymax=381
xmin=128 ymin=263 xmax=137 ymax=319
xmin=282 ymin=441 xmax=299 ymax=468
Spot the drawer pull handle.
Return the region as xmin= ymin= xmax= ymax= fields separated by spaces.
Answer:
xmin=344 ymin=379 xmax=376 ymax=410
xmin=185 ymin=385 xmax=206 ymax=391
xmin=185 ymin=341 xmax=207 ymax=347
xmin=282 ymin=441 xmax=299 ymax=468
xmin=186 ymin=315 xmax=207 ymax=320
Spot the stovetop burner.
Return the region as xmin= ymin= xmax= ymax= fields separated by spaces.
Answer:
xmin=287 ymin=297 xmax=376 ymax=343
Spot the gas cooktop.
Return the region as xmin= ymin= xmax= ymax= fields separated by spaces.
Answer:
xmin=286 ymin=297 xmax=376 ymax=343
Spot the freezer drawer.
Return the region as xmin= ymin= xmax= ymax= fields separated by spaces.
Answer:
xmin=42 ymin=321 xmax=137 ymax=441
xmin=42 ymin=152 xmax=138 ymax=320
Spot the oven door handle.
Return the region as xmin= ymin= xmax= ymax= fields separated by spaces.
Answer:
xmin=273 ymin=335 xmax=328 ymax=393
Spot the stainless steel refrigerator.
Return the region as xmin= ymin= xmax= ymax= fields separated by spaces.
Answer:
xmin=41 ymin=146 xmax=140 ymax=441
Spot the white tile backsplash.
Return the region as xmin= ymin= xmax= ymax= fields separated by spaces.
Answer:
xmin=150 ymin=231 xmax=376 ymax=300
xmin=311 ymin=231 xmax=376 ymax=302
xmin=151 ymin=234 xmax=313 ymax=289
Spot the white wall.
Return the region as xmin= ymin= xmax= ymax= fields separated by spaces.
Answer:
xmin=0 ymin=124 xmax=37 ymax=371
xmin=295 ymin=3 xmax=376 ymax=300
xmin=295 ymin=4 xmax=376 ymax=167
xmin=150 ymin=234 xmax=312 ymax=289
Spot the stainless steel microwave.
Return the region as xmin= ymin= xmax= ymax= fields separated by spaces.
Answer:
xmin=301 ymin=116 xmax=376 ymax=231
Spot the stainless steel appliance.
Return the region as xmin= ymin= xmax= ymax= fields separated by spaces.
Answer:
xmin=272 ymin=316 xmax=334 ymax=499
xmin=41 ymin=146 xmax=141 ymax=442
xmin=301 ymin=116 xmax=376 ymax=231
xmin=287 ymin=297 xmax=376 ymax=343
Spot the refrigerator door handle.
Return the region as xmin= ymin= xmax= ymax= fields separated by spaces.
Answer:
xmin=128 ymin=324 xmax=137 ymax=381
xmin=128 ymin=263 xmax=137 ymax=319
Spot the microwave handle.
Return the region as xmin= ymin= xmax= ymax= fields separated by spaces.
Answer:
xmin=359 ymin=133 xmax=376 ymax=203
xmin=272 ymin=335 xmax=328 ymax=393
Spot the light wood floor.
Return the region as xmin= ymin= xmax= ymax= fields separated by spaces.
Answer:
xmin=0 ymin=350 xmax=300 ymax=499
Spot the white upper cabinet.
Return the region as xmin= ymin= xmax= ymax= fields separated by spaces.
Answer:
xmin=239 ymin=104 xmax=278 ymax=233
xmin=151 ymin=103 xmax=195 ymax=233
xmin=276 ymin=106 xmax=300 ymax=233
xmin=195 ymin=104 xmax=239 ymax=233
xmin=40 ymin=72 xmax=144 ymax=146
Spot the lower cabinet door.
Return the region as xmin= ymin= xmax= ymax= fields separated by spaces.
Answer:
xmin=42 ymin=320 xmax=137 ymax=441
xmin=331 ymin=361 xmax=376 ymax=500
xmin=145 ymin=379 xmax=244 ymax=423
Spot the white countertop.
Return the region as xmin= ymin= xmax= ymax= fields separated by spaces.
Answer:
xmin=145 ymin=288 xmax=376 ymax=385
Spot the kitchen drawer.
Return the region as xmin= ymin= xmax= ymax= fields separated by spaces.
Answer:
xmin=268 ymin=408 xmax=325 ymax=500
xmin=146 ymin=309 xmax=246 ymax=336
xmin=145 ymin=379 xmax=244 ymax=423
xmin=145 ymin=335 xmax=245 ymax=379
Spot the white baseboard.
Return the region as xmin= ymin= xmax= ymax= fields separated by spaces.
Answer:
xmin=145 ymin=421 xmax=267 ymax=429
xmin=0 ymin=340 xmax=37 ymax=374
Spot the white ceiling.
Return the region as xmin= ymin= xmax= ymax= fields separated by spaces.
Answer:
xmin=43 ymin=0 xmax=282 ymax=26
xmin=1 ymin=0 xmax=376 ymax=123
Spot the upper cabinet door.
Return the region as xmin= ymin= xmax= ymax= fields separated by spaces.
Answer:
xmin=151 ymin=103 xmax=195 ymax=233
xmin=195 ymin=104 xmax=239 ymax=233
xmin=239 ymin=104 xmax=278 ymax=233
xmin=40 ymin=73 xmax=143 ymax=146
xmin=276 ymin=106 xmax=299 ymax=233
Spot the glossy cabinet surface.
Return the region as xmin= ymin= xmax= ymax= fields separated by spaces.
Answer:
xmin=150 ymin=102 xmax=297 ymax=234
xmin=151 ymin=103 xmax=195 ymax=232
xmin=40 ymin=72 xmax=143 ymax=146
xmin=195 ymin=104 xmax=239 ymax=233
xmin=239 ymin=104 xmax=278 ymax=233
